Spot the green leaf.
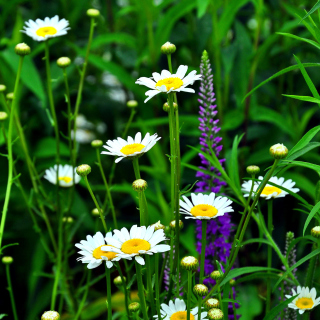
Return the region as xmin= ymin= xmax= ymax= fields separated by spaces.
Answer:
xmin=34 ymin=137 xmax=70 ymax=158
xmin=287 ymin=142 xmax=320 ymax=161
xmin=241 ymin=238 xmax=272 ymax=247
xmin=197 ymin=0 xmax=210 ymax=18
xmin=303 ymin=200 xmax=320 ymax=236
xmin=277 ymin=32 xmax=320 ymax=50
xmin=0 ymin=242 xmax=19 ymax=253
xmin=91 ymin=33 xmax=137 ymax=49
xmin=282 ymin=94 xmax=320 ymax=105
xmin=282 ymin=160 xmax=320 ymax=173
xmin=301 ymin=1 xmax=320 ymax=21
xmin=0 ymin=315 xmax=8 ymax=319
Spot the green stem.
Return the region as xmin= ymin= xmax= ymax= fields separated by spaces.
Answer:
xmin=74 ymin=270 xmax=91 ymax=320
xmin=115 ymin=263 xmax=130 ymax=318
xmin=200 ymin=220 xmax=207 ymax=284
xmin=155 ymin=254 xmax=161 ymax=320
xmin=305 ymin=243 xmax=318 ymax=287
xmin=132 ymin=158 xmax=141 ymax=179
xmin=302 ymin=312 xmax=310 ymax=320
xmin=197 ymin=297 xmax=202 ymax=320
xmin=0 ymin=56 xmax=24 ymax=252
xmin=266 ymin=200 xmax=273 ymax=314
xmin=187 ymin=271 xmax=192 ymax=320
xmin=135 ymin=261 xmax=148 ymax=320
xmin=5 ymin=264 xmax=19 ymax=320
xmin=84 ymin=176 xmax=107 ymax=232
xmin=96 ymin=149 xmax=118 ymax=228
xmin=145 ymin=256 xmax=156 ymax=316
xmin=106 ymin=267 xmax=112 ymax=320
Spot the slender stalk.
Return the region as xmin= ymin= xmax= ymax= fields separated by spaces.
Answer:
xmin=231 ymin=286 xmax=237 ymax=320
xmin=266 ymin=200 xmax=273 ymax=314
xmin=5 ymin=264 xmax=19 ymax=320
xmin=187 ymin=271 xmax=192 ymax=320
xmin=106 ymin=267 xmax=112 ymax=320
xmin=96 ymin=149 xmax=118 ymax=228
xmin=302 ymin=312 xmax=310 ymax=320
xmin=74 ymin=270 xmax=91 ymax=320
xmin=197 ymin=297 xmax=202 ymax=320
xmin=155 ymin=254 xmax=161 ymax=320
xmin=84 ymin=176 xmax=107 ymax=232
xmin=115 ymin=263 xmax=130 ymax=318
xmin=135 ymin=261 xmax=148 ymax=320
xmin=0 ymin=56 xmax=24 ymax=252
xmin=305 ymin=243 xmax=318 ymax=287
xmin=145 ymin=256 xmax=156 ymax=315
xmin=132 ymin=158 xmax=141 ymax=179
xmin=200 ymin=220 xmax=207 ymax=284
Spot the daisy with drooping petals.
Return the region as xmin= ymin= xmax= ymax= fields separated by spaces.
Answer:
xmin=179 ymin=192 xmax=234 ymax=220
xmin=75 ymin=232 xmax=124 ymax=269
xmin=241 ymin=176 xmax=299 ymax=200
xmin=103 ymin=225 xmax=170 ymax=265
xmin=21 ymin=16 xmax=70 ymax=41
xmin=154 ymin=298 xmax=208 ymax=320
xmin=285 ymin=286 xmax=320 ymax=314
xmin=101 ymin=132 xmax=161 ymax=163
xmin=43 ymin=164 xmax=81 ymax=187
xmin=135 ymin=65 xmax=202 ymax=103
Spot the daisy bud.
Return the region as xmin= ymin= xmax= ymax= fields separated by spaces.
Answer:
xmin=127 ymin=100 xmax=138 ymax=108
xmin=91 ymin=140 xmax=103 ymax=148
xmin=229 ymin=279 xmax=236 ymax=286
xmin=91 ymin=208 xmax=101 ymax=216
xmin=15 ymin=43 xmax=31 ymax=56
xmin=193 ymin=284 xmax=208 ymax=297
xmin=0 ymin=112 xmax=8 ymax=121
xmin=113 ymin=275 xmax=126 ymax=287
xmin=2 ymin=256 xmax=13 ymax=264
xmin=132 ymin=179 xmax=148 ymax=192
xmin=311 ymin=226 xmax=320 ymax=238
xmin=0 ymin=84 xmax=6 ymax=92
xmin=207 ymin=308 xmax=224 ymax=320
xmin=246 ymin=165 xmax=260 ymax=175
xmin=181 ymin=256 xmax=199 ymax=271
xmin=76 ymin=164 xmax=91 ymax=177
xmin=128 ymin=302 xmax=140 ymax=313
xmin=57 ymin=57 xmax=71 ymax=68
xmin=269 ymin=143 xmax=288 ymax=159
xmin=163 ymin=102 xmax=178 ymax=112
xmin=210 ymin=270 xmax=223 ymax=280
xmin=87 ymin=8 xmax=100 ymax=17
xmin=152 ymin=220 xmax=165 ymax=231
xmin=6 ymin=92 xmax=14 ymax=100
xmin=205 ymin=298 xmax=220 ymax=310
xmin=41 ymin=311 xmax=60 ymax=320
xmin=62 ymin=216 xmax=73 ymax=224
xmin=169 ymin=219 xmax=184 ymax=230
xmin=161 ymin=41 xmax=176 ymax=55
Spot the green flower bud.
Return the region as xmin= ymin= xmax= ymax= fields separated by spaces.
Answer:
xmin=41 ymin=311 xmax=60 ymax=320
xmin=127 ymin=100 xmax=138 ymax=108
xmin=311 ymin=226 xmax=320 ymax=238
xmin=181 ymin=256 xmax=198 ymax=271
xmin=193 ymin=284 xmax=208 ymax=297
xmin=205 ymin=298 xmax=220 ymax=310
xmin=87 ymin=8 xmax=100 ymax=17
xmin=152 ymin=220 xmax=165 ymax=231
xmin=246 ymin=165 xmax=260 ymax=175
xmin=229 ymin=279 xmax=236 ymax=286
xmin=62 ymin=216 xmax=73 ymax=224
xmin=76 ymin=164 xmax=91 ymax=177
xmin=163 ymin=102 xmax=178 ymax=112
xmin=132 ymin=179 xmax=148 ymax=192
xmin=161 ymin=42 xmax=176 ymax=55
xmin=91 ymin=140 xmax=103 ymax=148
xmin=92 ymin=208 xmax=101 ymax=216
xmin=128 ymin=302 xmax=140 ymax=313
xmin=0 ymin=84 xmax=6 ymax=92
xmin=114 ymin=275 xmax=126 ymax=287
xmin=57 ymin=57 xmax=71 ymax=68
xmin=208 ymin=308 xmax=224 ymax=320
xmin=15 ymin=43 xmax=31 ymax=56
xmin=6 ymin=92 xmax=14 ymax=100
xmin=0 ymin=112 xmax=8 ymax=121
xmin=169 ymin=220 xmax=184 ymax=230
xmin=210 ymin=270 xmax=223 ymax=280
xmin=2 ymin=256 xmax=13 ymax=264
xmin=269 ymin=143 xmax=288 ymax=159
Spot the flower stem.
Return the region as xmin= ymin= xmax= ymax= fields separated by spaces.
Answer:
xmin=145 ymin=256 xmax=156 ymax=316
xmin=305 ymin=243 xmax=318 ymax=287
xmin=106 ymin=267 xmax=112 ymax=320
xmin=155 ymin=254 xmax=161 ymax=320
xmin=5 ymin=264 xmax=19 ymax=320
xmin=135 ymin=261 xmax=148 ymax=320
xmin=96 ymin=149 xmax=118 ymax=228
xmin=115 ymin=263 xmax=130 ymax=318
xmin=74 ymin=270 xmax=91 ymax=320
xmin=0 ymin=55 xmax=24 ymax=252
xmin=302 ymin=312 xmax=310 ymax=320
xmin=200 ymin=220 xmax=207 ymax=284
xmin=187 ymin=270 xmax=192 ymax=320
xmin=84 ymin=176 xmax=107 ymax=232
xmin=266 ymin=199 xmax=273 ymax=314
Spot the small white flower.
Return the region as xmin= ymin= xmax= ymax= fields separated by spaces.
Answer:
xmin=21 ymin=16 xmax=70 ymax=41
xmin=286 ymin=286 xmax=320 ymax=314
xmin=154 ymin=298 xmax=208 ymax=320
xmin=76 ymin=114 xmax=95 ymax=129
xmin=75 ymin=232 xmax=123 ymax=269
xmin=135 ymin=65 xmax=202 ymax=103
xmin=71 ymin=129 xmax=96 ymax=144
xmin=180 ymin=192 xmax=233 ymax=220
xmin=43 ymin=164 xmax=81 ymax=187
xmin=241 ymin=176 xmax=299 ymax=200
xmin=101 ymin=132 xmax=161 ymax=163
xmin=104 ymin=225 xmax=170 ymax=265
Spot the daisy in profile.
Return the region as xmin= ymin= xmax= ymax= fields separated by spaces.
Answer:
xmin=101 ymin=132 xmax=161 ymax=163
xmin=135 ymin=65 xmax=202 ymax=103
xmin=21 ymin=16 xmax=70 ymax=41
xmin=241 ymin=176 xmax=299 ymax=200
xmin=103 ymin=225 xmax=170 ymax=265
xmin=75 ymin=232 xmax=123 ymax=269
xmin=286 ymin=286 xmax=320 ymax=314
xmin=154 ymin=298 xmax=208 ymax=320
xmin=43 ymin=164 xmax=80 ymax=187
xmin=180 ymin=193 xmax=233 ymax=220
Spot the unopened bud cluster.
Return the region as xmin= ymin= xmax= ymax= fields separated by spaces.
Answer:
xmin=163 ymin=102 xmax=178 ymax=112
xmin=76 ymin=164 xmax=91 ymax=177
xmin=269 ymin=143 xmax=288 ymax=159
xmin=205 ymin=298 xmax=219 ymax=310
xmin=208 ymin=308 xmax=224 ymax=320
xmin=57 ymin=57 xmax=71 ymax=68
xmin=153 ymin=220 xmax=165 ymax=231
xmin=132 ymin=179 xmax=148 ymax=191
xmin=113 ymin=275 xmax=126 ymax=286
xmin=246 ymin=165 xmax=260 ymax=175
xmin=62 ymin=216 xmax=73 ymax=224
xmin=128 ymin=302 xmax=140 ymax=313
xmin=15 ymin=43 xmax=31 ymax=56
xmin=193 ymin=284 xmax=208 ymax=297
xmin=210 ymin=270 xmax=223 ymax=280
xmin=170 ymin=219 xmax=183 ymax=230
xmin=181 ymin=256 xmax=198 ymax=271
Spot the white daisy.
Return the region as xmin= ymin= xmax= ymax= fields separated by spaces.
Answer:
xmin=154 ymin=298 xmax=208 ymax=320
xmin=241 ymin=176 xmax=299 ymax=200
xmin=75 ymin=232 xmax=123 ymax=269
xmin=101 ymin=132 xmax=161 ymax=163
xmin=180 ymin=192 xmax=234 ymax=220
xmin=43 ymin=164 xmax=81 ymax=187
xmin=21 ymin=16 xmax=70 ymax=41
xmin=135 ymin=65 xmax=202 ymax=103
xmin=71 ymin=128 xmax=96 ymax=144
xmin=286 ymin=286 xmax=320 ymax=314
xmin=103 ymin=225 xmax=170 ymax=265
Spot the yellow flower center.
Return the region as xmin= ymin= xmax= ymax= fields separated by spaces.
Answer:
xmin=261 ymin=186 xmax=282 ymax=196
xmin=59 ymin=176 xmax=72 ymax=183
xmin=170 ymin=311 xmax=195 ymax=320
xmin=36 ymin=26 xmax=57 ymax=37
xmin=120 ymin=143 xmax=145 ymax=155
xmin=121 ymin=239 xmax=151 ymax=254
xmin=190 ymin=204 xmax=218 ymax=217
xmin=296 ymin=297 xmax=314 ymax=309
xmin=156 ymin=77 xmax=184 ymax=91
xmin=93 ymin=245 xmax=117 ymax=260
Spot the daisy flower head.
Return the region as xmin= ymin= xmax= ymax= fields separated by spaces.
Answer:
xmin=135 ymin=65 xmax=202 ymax=103
xmin=101 ymin=132 xmax=161 ymax=163
xmin=179 ymin=192 xmax=234 ymax=220
xmin=286 ymin=286 xmax=320 ymax=314
xmin=21 ymin=16 xmax=70 ymax=41
xmin=103 ymin=225 xmax=170 ymax=265
xmin=44 ymin=164 xmax=80 ymax=187
xmin=154 ymin=298 xmax=208 ymax=320
xmin=241 ymin=176 xmax=299 ymax=200
xmin=75 ymin=232 xmax=122 ymax=269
